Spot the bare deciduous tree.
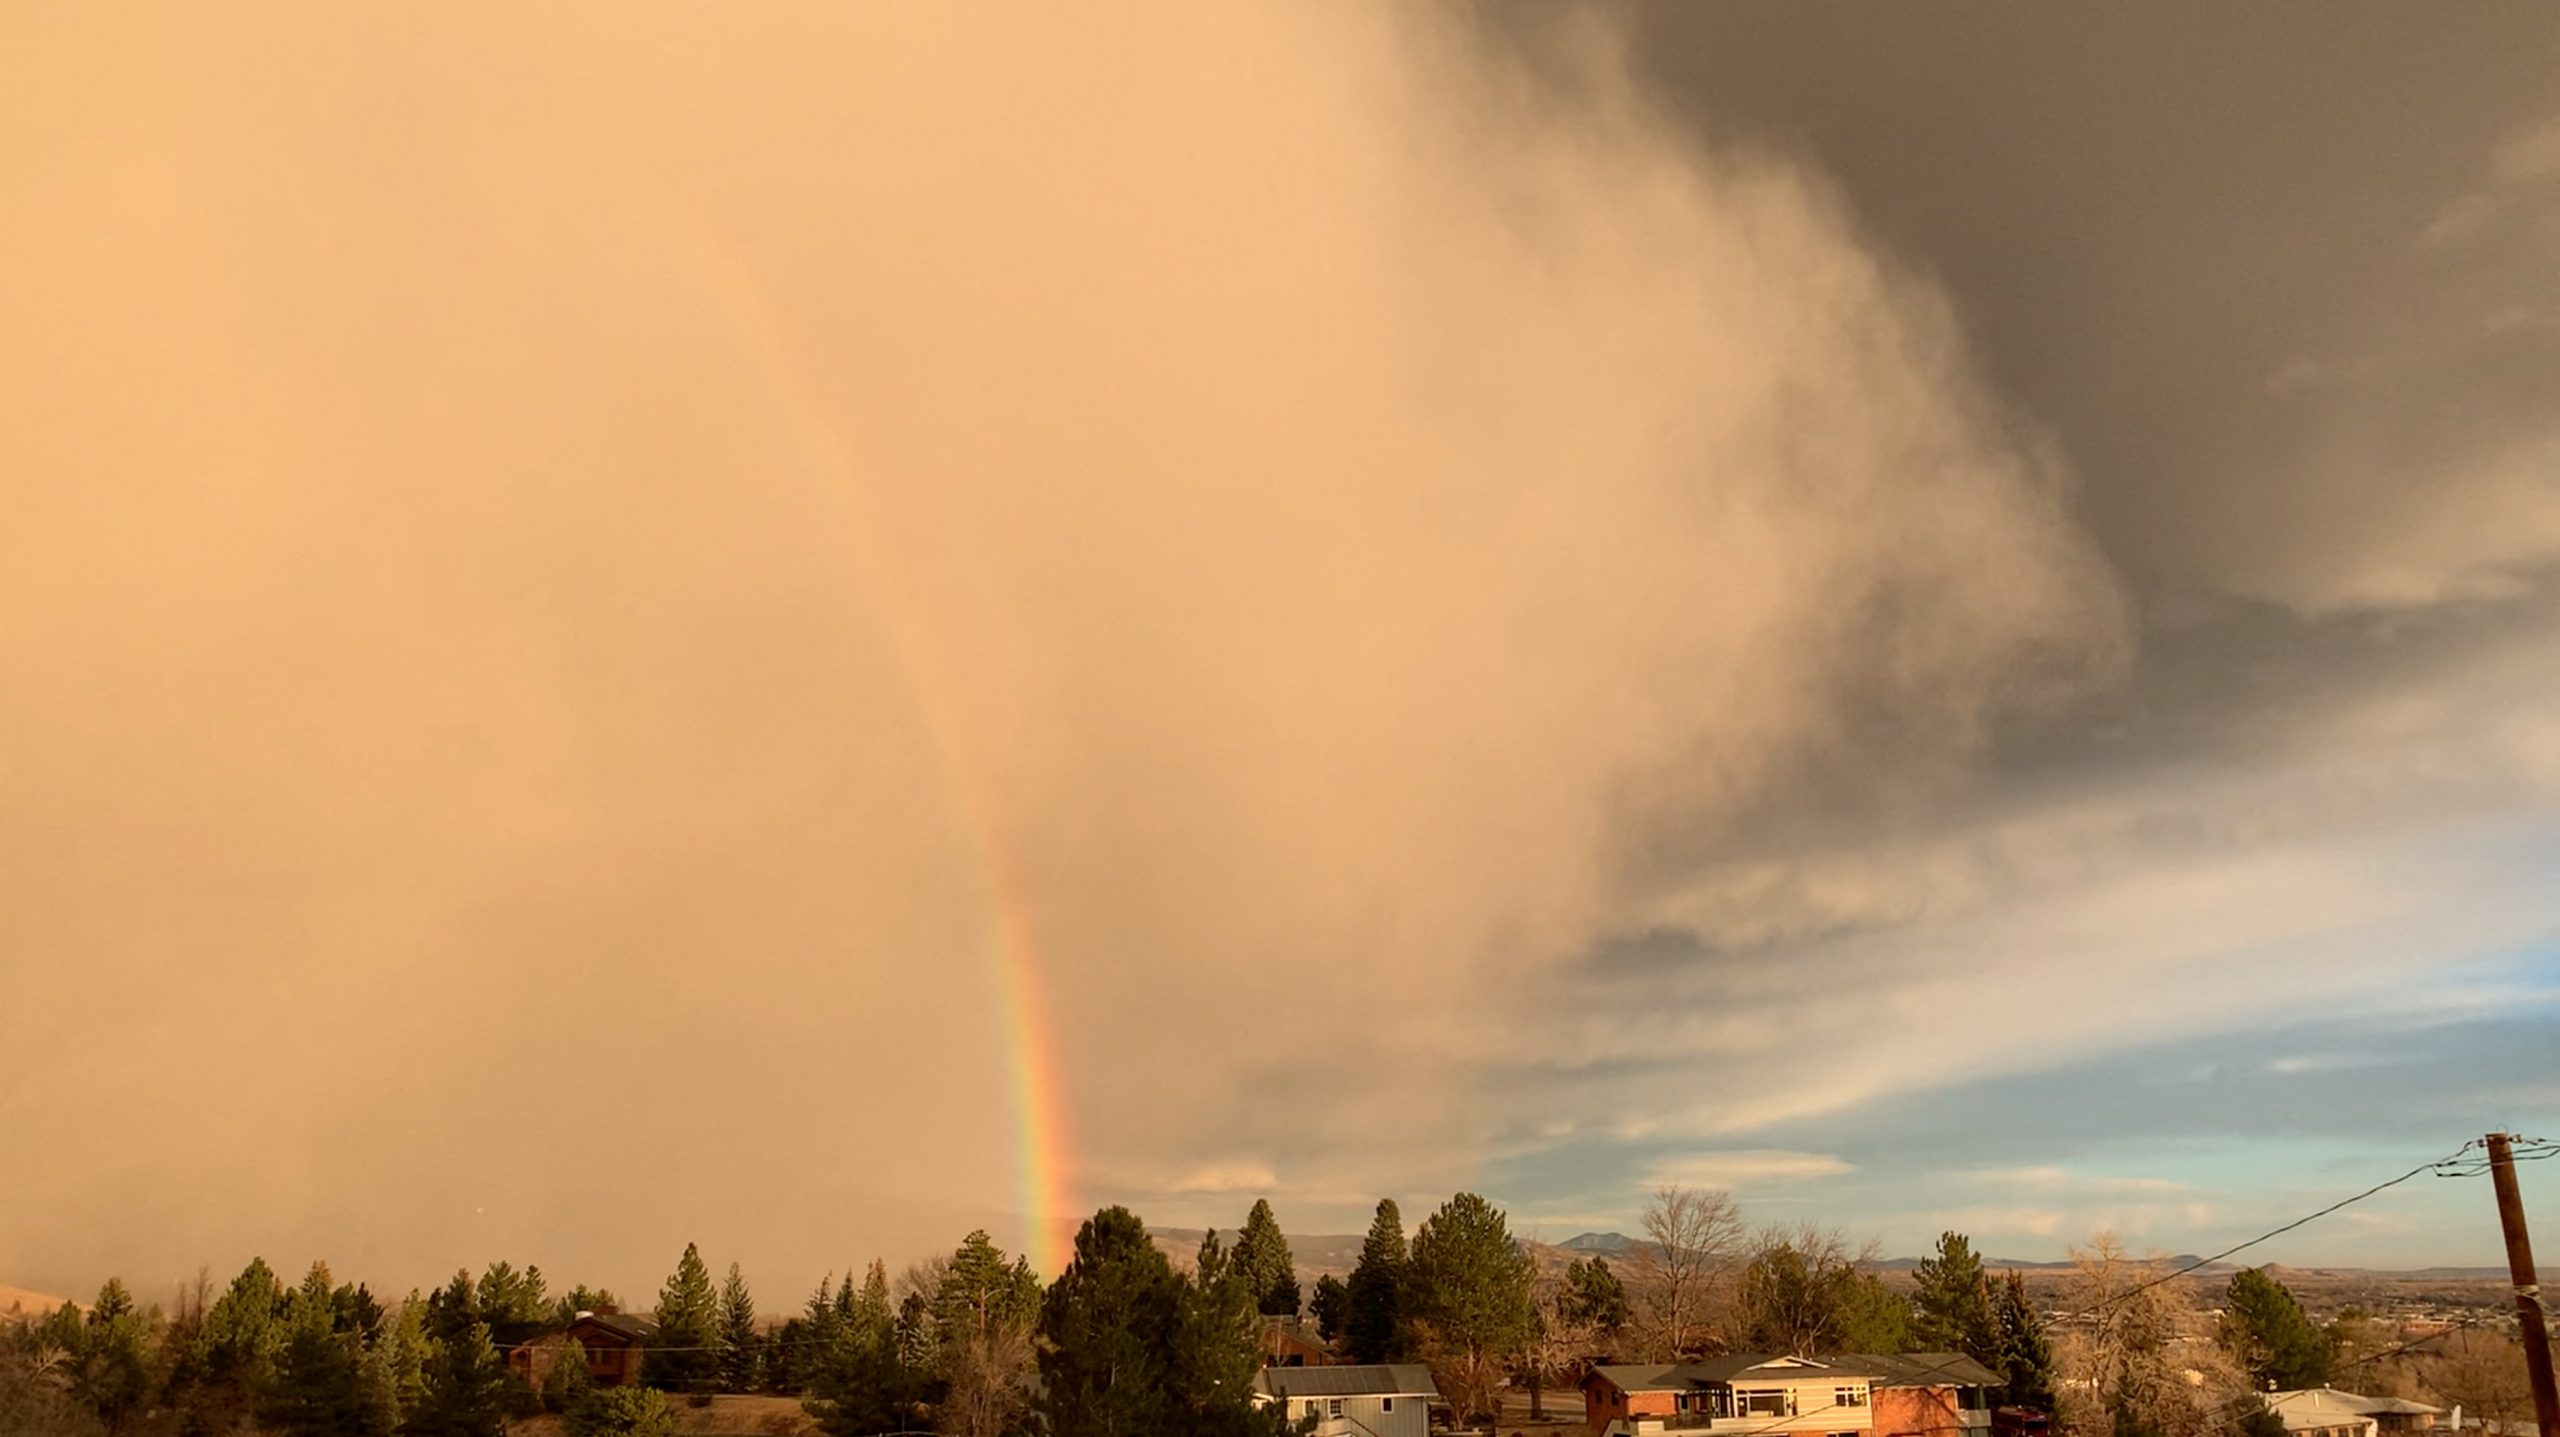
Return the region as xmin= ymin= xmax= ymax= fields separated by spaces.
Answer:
xmin=939 ymin=1317 xmax=1035 ymax=1437
xmin=2053 ymin=1234 xmax=2245 ymax=1437
xmin=1519 ymin=1263 xmax=1596 ymax=1422
xmin=2419 ymin=1327 xmax=2534 ymax=1434
xmin=1632 ymin=1185 xmax=1744 ymax=1359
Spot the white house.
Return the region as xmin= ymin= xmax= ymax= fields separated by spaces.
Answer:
xmin=1254 ymin=1363 xmax=1438 ymax=1437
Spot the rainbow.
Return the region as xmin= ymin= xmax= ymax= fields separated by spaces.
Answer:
xmin=678 ymin=228 xmax=1078 ymax=1276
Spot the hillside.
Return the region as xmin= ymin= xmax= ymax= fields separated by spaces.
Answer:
xmin=0 ymin=1283 xmax=67 ymax=1318
xmin=1149 ymin=1228 xmax=1367 ymax=1280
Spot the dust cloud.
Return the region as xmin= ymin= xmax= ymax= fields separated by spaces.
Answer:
xmin=0 ymin=3 xmax=2124 ymax=1295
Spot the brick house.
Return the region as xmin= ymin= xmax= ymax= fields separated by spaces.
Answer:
xmin=1849 ymin=1353 xmax=2004 ymax=1437
xmin=507 ymin=1308 xmax=659 ymax=1390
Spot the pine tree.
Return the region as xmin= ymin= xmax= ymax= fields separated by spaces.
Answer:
xmin=1563 ymin=1257 xmax=1630 ymax=1334
xmin=551 ymin=1285 xmax=620 ymax=1329
xmin=1232 ymin=1199 xmax=1301 ymax=1318
xmin=807 ymin=1262 xmax=925 ymax=1437
xmin=1344 ymin=1199 xmax=1415 ymax=1363
xmin=716 ymin=1264 xmax=759 ymax=1393
xmin=205 ymin=1256 xmax=286 ymax=1391
xmin=936 ymin=1231 xmax=1041 ymax=1351
xmin=263 ymin=1263 xmax=383 ymax=1436
xmin=1409 ymin=1192 xmax=1535 ymax=1423
xmin=544 ymin=1338 xmax=594 ymax=1414
xmin=1914 ymin=1232 xmax=1999 ymax=1361
xmin=475 ymin=1261 xmax=550 ymax=1350
xmin=1039 ymin=1206 xmax=1181 ymax=1437
xmin=361 ymin=1292 xmax=432 ymax=1430
xmin=564 ymin=1384 xmax=680 ymax=1437
xmin=73 ymin=1278 xmax=157 ymax=1433
xmin=1311 ymin=1274 xmax=1350 ymax=1343
xmin=650 ymin=1242 xmax=720 ymax=1393
xmin=803 ymin=1275 xmax=844 ymax=1351
xmin=2223 ymin=1268 xmax=2331 ymax=1391
xmin=894 ymin=1291 xmax=936 ymax=1374
xmin=853 ymin=1262 xmax=894 ymax=1346
xmin=1173 ymin=1223 xmax=1288 ymax=1437
xmin=410 ymin=1283 xmax=505 ymax=1437
xmin=1992 ymin=1269 xmax=2056 ymax=1410
xmin=1840 ymin=1269 xmax=1915 ymax=1354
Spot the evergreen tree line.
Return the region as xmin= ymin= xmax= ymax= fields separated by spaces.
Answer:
xmin=0 ymin=1257 xmax=567 ymax=1437
xmin=9 ymin=1205 xmax=2543 ymax=1437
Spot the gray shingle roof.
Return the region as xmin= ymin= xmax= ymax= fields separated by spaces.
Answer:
xmin=1837 ymin=1352 xmax=2005 ymax=1388
xmin=1692 ymin=1354 xmax=1861 ymax=1382
xmin=1590 ymin=1363 xmax=1686 ymax=1393
xmin=1255 ymin=1364 xmax=1439 ymax=1399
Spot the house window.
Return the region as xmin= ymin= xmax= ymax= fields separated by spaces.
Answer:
xmin=1330 ymin=1398 xmax=1344 ymax=1418
xmin=1838 ymin=1386 xmax=1868 ymax=1408
xmin=1741 ymin=1389 xmax=1794 ymax=1417
xmin=1382 ymin=1398 xmax=1394 ymax=1412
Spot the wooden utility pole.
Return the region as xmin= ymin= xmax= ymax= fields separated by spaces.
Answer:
xmin=2487 ymin=1132 xmax=2560 ymax=1437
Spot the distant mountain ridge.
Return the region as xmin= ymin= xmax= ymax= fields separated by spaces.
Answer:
xmin=0 ymin=1283 xmax=66 ymax=1318
xmin=1148 ymin=1228 xmax=1368 ymax=1280
xmin=1544 ymin=1239 xmax=2511 ymax=1280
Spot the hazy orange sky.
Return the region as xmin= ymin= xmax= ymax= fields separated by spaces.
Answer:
xmin=6 ymin=2 xmax=2558 ymax=1302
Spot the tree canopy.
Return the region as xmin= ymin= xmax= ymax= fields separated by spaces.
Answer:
xmin=1409 ymin=1192 xmax=1534 ymax=1422
xmin=1914 ymin=1232 xmax=1999 ymax=1362
xmin=649 ymin=1243 xmax=719 ymax=1393
xmin=1344 ymin=1199 xmax=1414 ymax=1363
xmin=2222 ymin=1268 xmax=2332 ymax=1392
xmin=1232 ymin=1200 xmax=1301 ymax=1318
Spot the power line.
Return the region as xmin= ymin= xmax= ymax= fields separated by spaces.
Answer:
xmin=2063 ymin=1140 xmax=2490 ymax=1324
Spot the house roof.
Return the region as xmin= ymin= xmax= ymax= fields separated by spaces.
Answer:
xmin=2269 ymin=1389 xmax=2444 ymax=1423
xmin=1591 ymin=1364 xmax=1688 ymax=1394
xmin=568 ymin=1311 xmax=659 ymax=1344
xmin=1699 ymin=1354 xmax=1881 ymax=1383
xmin=1255 ymin=1364 xmax=1439 ymax=1399
xmin=1591 ymin=1354 xmax=1902 ymax=1392
xmin=1835 ymin=1353 xmax=2005 ymax=1388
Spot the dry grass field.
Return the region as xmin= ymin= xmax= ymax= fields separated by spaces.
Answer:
xmin=505 ymin=1393 xmax=819 ymax=1436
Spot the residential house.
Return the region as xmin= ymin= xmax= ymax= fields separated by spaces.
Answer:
xmin=507 ymin=1308 xmax=658 ymax=1389
xmin=1844 ymin=1353 xmax=2004 ymax=1437
xmin=1259 ymin=1314 xmax=1336 ymax=1367
xmin=1254 ymin=1363 xmax=1438 ymax=1437
xmin=1582 ymin=1354 xmax=1888 ymax=1436
xmin=2266 ymin=1388 xmax=2448 ymax=1437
